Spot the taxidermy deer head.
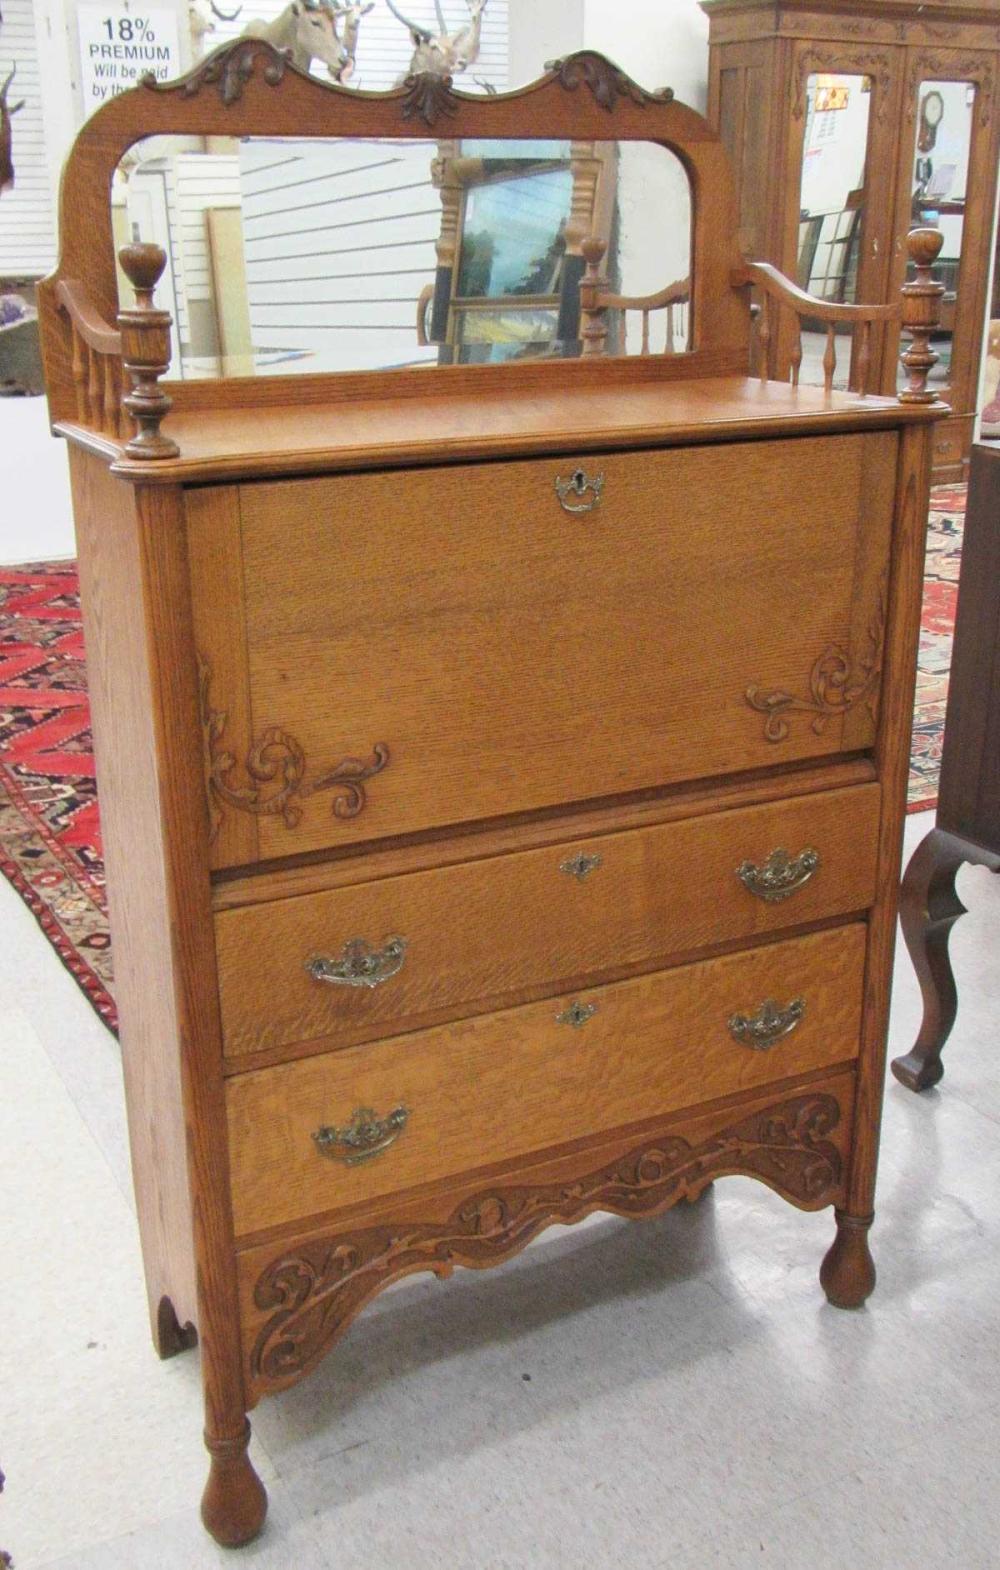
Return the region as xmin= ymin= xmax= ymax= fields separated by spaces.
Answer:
xmin=332 ymin=0 xmax=374 ymax=81
xmin=1 ymin=62 xmax=25 ymax=196
xmin=188 ymin=0 xmax=243 ymax=61
xmin=386 ymin=0 xmax=487 ymax=79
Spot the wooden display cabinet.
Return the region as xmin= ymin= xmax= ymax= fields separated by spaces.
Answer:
xmin=703 ymin=0 xmax=1000 ymax=479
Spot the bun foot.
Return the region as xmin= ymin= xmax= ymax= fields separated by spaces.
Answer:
xmin=891 ymin=1049 xmax=946 ymax=1093
xmin=820 ymin=1210 xmax=876 ymax=1309
xmin=201 ymin=1421 xmax=268 ymax=1548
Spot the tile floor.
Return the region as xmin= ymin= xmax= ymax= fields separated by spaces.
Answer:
xmin=2 ymin=808 xmax=999 ymax=1570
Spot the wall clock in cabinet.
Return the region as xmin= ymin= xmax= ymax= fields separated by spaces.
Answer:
xmin=703 ymin=0 xmax=1000 ymax=479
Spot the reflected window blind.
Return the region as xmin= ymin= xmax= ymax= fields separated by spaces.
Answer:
xmin=0 ymin=0 xmax=57 ymax=276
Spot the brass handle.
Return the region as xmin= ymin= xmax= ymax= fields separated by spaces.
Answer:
xmin=728 ymin=998 xmax=805 ymax=1050
xmin=313 ymin=1105 xmax=409 ymax=1165
xmin=555 ymin=468 xmax=604 ymax=515
xmin=560 ymin=851 xmax=603 ymax=882
xmin=557 ymin=1000 xmax=598 ymax=1029
xmin=737 ymin=847 xmax=820 ymax=903
xmin=306 ymin=936 xmax=407 ymax=990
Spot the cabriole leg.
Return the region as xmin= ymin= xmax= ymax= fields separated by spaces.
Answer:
xmin=820 ymin=1210 xmax=876 ymax=1309
xmin=201 ymin=1419 xmax=267 ymax=1548
xmin=891 ymin=828 xmax=968 ymax=1093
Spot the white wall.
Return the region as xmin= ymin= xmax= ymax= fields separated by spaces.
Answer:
xmin=0 ymin=400 xmax=74 ymax=562
xmin=584 ymin=0 xmax=709 ymax=112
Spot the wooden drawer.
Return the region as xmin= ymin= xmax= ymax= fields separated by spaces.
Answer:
xmin=191 ymin=431 xmax=896 ymax=868
xmin=216 ymin=782 xmax=881 ymax=1061
xmin=226 ymin=924 xmax=866 ymax=1237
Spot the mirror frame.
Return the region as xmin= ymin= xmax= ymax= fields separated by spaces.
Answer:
xmin=39 ymin=47 xmax=749 ymax=423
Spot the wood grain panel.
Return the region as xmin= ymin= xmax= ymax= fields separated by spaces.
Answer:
xmin=220 ymin=433 xmax=893 ymax=865
xmin=186 ymin=485 xmax=258 ymax=869
xmin=226 ymin=924 xmax=866 ymax=1235
xmin=70 ymin=450 xmax=199 ymax=1350
xmin=237 ymin=1066 xmax=857 ymax=1397
xmin=216 ymin=782 xmax=881 ymax=1060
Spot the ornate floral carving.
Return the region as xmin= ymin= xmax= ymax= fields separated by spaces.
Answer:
xmin=549 ymin=51 xmax=673 ymax=112
xmin=142 ymin=39 xmax=290 ymax=106
xmin=792 ymin=48 xmax=893 ymax=124
xmin=399 ymin=71 xmax=461 ymax=127
xmin=249 ymin=1093 xmax=843 ymax=1387
xmin=907 ymin=55 xmax=994 ymax=129
xmin=198 ymin=658 xmax=388 ymax=837
xmin=745 ymin=574 xmax=887 ymax=744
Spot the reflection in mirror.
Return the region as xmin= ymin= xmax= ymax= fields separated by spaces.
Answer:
xmin=795 ymin=71 xmax=873 ymax=390
xmin=111 ymin=136 xmax=691 ymax=378
xmin=898 ymin=79 xmax=974 ymax=397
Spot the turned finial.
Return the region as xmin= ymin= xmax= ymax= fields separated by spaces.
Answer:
xmin=117 ymin=242 xmax=179 ymax=460
xmin=579 ymin=236 xmax=609 ymax=358
xmin=899 ymin=227 xmax=946 ymax=406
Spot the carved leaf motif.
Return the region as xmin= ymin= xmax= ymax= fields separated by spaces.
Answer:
xmin=746 ymin=571 xmax=887 ymax=745
xmin=198 ymin=658 xmax=388 ymax=835
xmin=248 ymin=1093 xmax=843 ymax=1389
xmin=551 ymin=51 xmax=673 ymax=112
xmin=142 ymin=39 xmax=289 ymax=105
xmin=400 ymin=72 xmax=460 ymax=127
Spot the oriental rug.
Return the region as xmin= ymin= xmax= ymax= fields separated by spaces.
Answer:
xmin=0 ymin=493 xmax=966 ymax=1030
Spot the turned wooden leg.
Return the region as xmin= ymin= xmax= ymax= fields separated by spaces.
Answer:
xmin=201 ymin=1419 xmax=267 ymax=1548
xmin=154 ymin=1294 xmax=198 ymax=1360
xmin=891 ymin=828 xmax=968 ymax=1093
xmin=820 ymin=1210 xmax=876 ymax=1309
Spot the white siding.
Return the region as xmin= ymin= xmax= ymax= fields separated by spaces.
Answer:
xmin=0 ymin=0 xmax=57 ymax=275
xmin=208 ymin=0 xmax=508 ymax=92
xmin=239 ymin=136 xmax=439 ymax=372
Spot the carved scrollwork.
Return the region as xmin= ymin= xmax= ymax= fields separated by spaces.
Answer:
xmin=400 ymin=71 xmax=461 ymax=127
xmin=198 ymin=658 xmax=388 ymax=837
xmin=907 ymin=54 xmax=994 ymax=129
xmin=142 ymin=39 xmax=290 ymax=106
xmin=248 ymin=1092 xmax=843 ymax=1388
xmin=792 ymin=48 xmax=893 ymax=124
xmin=745 ymin=574 xmax=887 ymax=745
xmin=549 ymin=51 xmax=673 ymax=112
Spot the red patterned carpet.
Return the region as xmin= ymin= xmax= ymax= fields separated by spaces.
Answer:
xmin=0 ymin=496 xmax=966 ymax=1030
xmin=909 ymin=484 xmax=965 ymax=812
xmin=0 ymin=563 xmax=116 ymax=1030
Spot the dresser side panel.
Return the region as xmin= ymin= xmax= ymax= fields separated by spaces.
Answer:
xmin=847 ymin=421 xmax=935 ymax=1216
xmin=70 ymin=448 xmax=199 ymax=1344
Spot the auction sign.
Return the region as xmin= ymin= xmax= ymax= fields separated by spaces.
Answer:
xmin=77 ymin=3 xmax=181 ymax=108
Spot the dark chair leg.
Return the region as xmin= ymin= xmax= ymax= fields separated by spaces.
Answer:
xmin=891 ymin=828 xmax=968 ymax=1093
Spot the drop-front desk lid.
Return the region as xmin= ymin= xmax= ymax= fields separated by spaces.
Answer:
xmin=54 ymin=374 xmax=945 ymax=487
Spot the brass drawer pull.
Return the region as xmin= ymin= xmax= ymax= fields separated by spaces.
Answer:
xmin=728 ymin=997 xmax=805 ymax=1050
xmin=557 ymin=1000 xmax=598 ymax=1029
xmin=560 ymin=851 xmax=603 ymax=881
xmin=306 ymin=936 xmax=407 ymax=990
xmin=737 ymin=847 xmax=820 ymax=903
xmin=313 ymin=1105 xmax=409 ymax=1165
xmin=555 ymin=468 xmax=604 ymax=515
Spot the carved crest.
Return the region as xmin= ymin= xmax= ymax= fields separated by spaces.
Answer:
xmin=142 ymin=37 xmax=290 ymax=104
xmin=549 ymin=51 xmax=673 ymax=113
xmin=400 ymin=70 xmax=460 ymax=126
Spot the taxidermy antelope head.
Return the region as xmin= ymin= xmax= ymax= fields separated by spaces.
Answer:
xmin=189 ymin=0 xmax=243 ymax=61
xmin=0 ymin=62 xmax=24 ymax=196
xmin=331 ymin=0 xmax=373 ymax=81
xmin=386 ymin=0 xmax=487 ymax=79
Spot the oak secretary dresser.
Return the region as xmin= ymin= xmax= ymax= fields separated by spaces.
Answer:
xmin=38 ymin=48 xmax=945 ymax=1546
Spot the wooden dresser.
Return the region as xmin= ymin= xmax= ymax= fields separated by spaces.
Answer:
xmin=38 ymin=48 xmax=945 ymax=1547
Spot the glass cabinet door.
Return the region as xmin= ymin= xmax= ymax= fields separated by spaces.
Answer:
xmin=784 ymin=46 xmax=902 ymax=393
xmin=896 ymin=79 xmax=976 ymax=401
